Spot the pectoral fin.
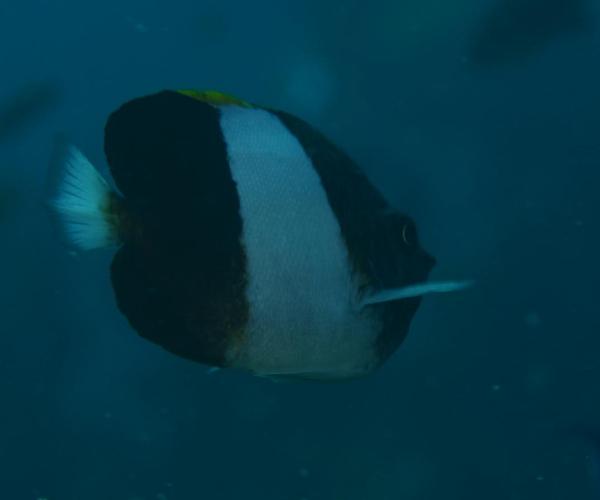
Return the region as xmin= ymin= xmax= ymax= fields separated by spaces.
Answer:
xmin=361 ymin=280 xmax=474 ymax=308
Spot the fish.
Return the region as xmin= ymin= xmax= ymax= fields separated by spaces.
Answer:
xmin=468 ymin=0 xmax=592 ymax=68
xmin=47 ymin=89 xmax=470 ymax=381
xmin=0 ymin=82 xmax=61 ymax=144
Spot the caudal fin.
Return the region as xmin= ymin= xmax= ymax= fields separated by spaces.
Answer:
xmin=48 ymin=140 xmax=121 ymax=251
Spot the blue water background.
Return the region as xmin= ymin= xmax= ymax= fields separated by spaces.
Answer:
xmin=0 ymin=1 xmax=599 ymax=498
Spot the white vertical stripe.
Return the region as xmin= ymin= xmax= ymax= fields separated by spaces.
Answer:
xmin=219 ymin=106 xmax=378 ymax=379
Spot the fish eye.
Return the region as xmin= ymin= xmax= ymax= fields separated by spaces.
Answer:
xmin=402 ymin=222 xmax=417 ymax=246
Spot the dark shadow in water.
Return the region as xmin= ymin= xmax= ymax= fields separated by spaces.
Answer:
xmin=0 ymin=184 xmax=20 ymax=223
xmin=468 ymin=0 xmax=594 ymax=68
xmin=0 ymin=82 xmax=62 ymax=222
xmin=0 ymin=82 xmax=61 ymax=144
xmin=559 ymin=424 xmax=600 ymax=499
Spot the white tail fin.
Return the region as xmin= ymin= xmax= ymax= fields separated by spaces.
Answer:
xmin=361 ymin=280 xmax=474 ymax=308
xmin=48 ymin=143 xmax=120 ymax=251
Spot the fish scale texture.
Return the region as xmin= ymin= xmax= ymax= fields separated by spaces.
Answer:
xmin=219 ymin=106 xmax=379 ymax=377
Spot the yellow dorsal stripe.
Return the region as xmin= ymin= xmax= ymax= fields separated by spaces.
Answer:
xmin=177 ymin=89 xmax=253 ymax=108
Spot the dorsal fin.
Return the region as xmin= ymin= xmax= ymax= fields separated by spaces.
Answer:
xmin=177 ymin=89 xmax=253 ymax=108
